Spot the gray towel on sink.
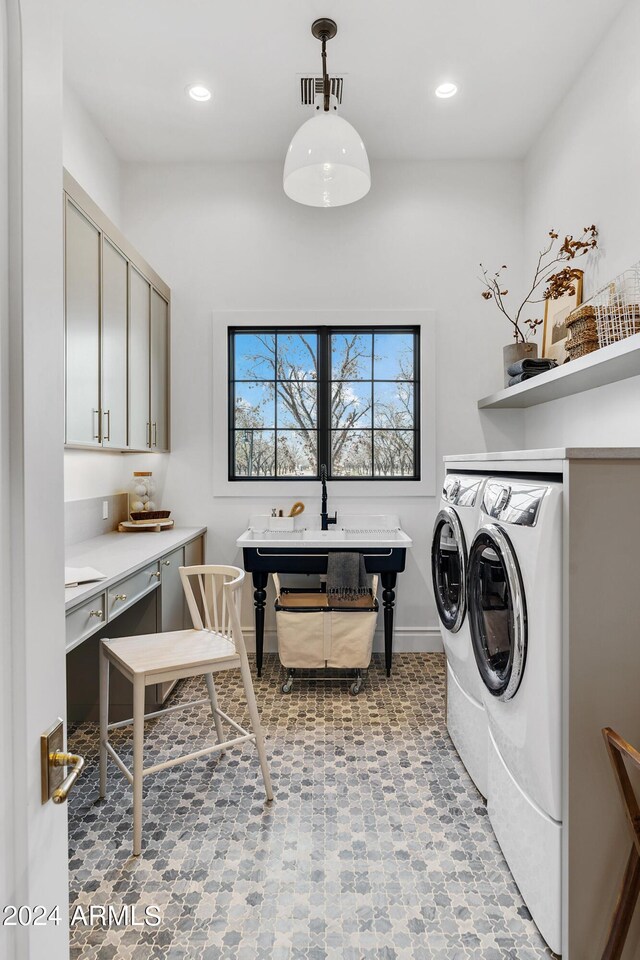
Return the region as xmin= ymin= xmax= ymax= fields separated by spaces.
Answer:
xmin=326 ymin=552 xmax=371 ymax=600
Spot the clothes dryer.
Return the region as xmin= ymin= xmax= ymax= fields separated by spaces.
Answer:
xmin=467 ymin=477 xmax=563 ymax=954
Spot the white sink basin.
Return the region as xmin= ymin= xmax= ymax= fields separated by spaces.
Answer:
xmin=302 ymin=529 xmax=346 ymax=541
xmin=236 ymin=514 xmax=413 ymax=550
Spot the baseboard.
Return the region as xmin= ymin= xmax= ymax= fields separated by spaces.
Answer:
xmin=241 ymin=626 xmax=443 ymax=654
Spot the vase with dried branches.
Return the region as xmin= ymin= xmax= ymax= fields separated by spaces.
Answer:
xmin=480 ymin=225 xmax=598 ymax=385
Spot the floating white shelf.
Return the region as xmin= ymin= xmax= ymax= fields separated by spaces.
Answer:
xmin=478 ymin=333 xmax=640 ymax=409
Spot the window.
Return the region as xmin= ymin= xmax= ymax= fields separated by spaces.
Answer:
xmin=229 ymin=327 xmax=420 ymax=480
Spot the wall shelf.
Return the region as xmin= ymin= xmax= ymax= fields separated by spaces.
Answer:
xmin=478 ymin=333 xmax=640 ymax=409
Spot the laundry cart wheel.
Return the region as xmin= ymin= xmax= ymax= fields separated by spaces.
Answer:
xmin=281 ymin=670 xmax=295 ymax=694
xmin=349 ymin=671 xmax=363 ymax=696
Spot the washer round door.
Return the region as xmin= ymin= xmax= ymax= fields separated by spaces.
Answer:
xmin=468 ymin=523 xmax=527 ymax=700
xmin=431 ymin=507 xmax=467 ymax=633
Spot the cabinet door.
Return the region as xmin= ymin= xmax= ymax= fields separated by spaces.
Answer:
xmin=65 ymin=199 xmax=100 ymax=445
xmin=150 ymin=288 xmax=169 ymax=451
xmin=101 ymin=237 xmax=128 ymax=448
xmin=160 ymin=546 xmax=186 ymax=632
xmin=184 ymin=537 xmax=205 ymax=625
xmin=129 ymin=266 xmax=150 ymax=449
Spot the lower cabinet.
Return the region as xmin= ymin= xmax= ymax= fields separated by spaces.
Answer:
xmin=66 ymin=534 xmax=205 ymax=721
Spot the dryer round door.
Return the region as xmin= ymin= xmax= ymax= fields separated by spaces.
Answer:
xmin=468 ymin=523 xmax=527 ymax=701
xmin=431 ymin=507 xmax=467 ymax=633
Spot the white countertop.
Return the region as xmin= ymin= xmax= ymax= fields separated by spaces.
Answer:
xmin=65 ymin=526 xmax=206 ymax=611
xmin=444 ymin=447 xmax=640 ymax=463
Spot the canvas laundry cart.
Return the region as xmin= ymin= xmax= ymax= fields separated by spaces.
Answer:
xmin=273 ymin=573 xmax=379 ymax=695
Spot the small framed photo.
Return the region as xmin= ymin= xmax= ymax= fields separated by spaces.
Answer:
xmin=542 ymin=270 xmax=584 ymax=363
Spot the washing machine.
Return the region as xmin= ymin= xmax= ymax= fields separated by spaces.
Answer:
xmin=431 ymin=473 xmax=488 ymax=798
xmin=467 ymin=476 xmax=563 ymax=955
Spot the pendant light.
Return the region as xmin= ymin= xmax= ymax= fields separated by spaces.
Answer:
xmin=283 ymin=18 xmax=371 ymax=208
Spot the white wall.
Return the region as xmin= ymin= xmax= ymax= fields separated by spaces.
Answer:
xmin=63 ymin=80 xmax=123 ymax=226
xmin=522 ymin=0 xmax=640 ymax=447
xmin=121 ymin=159 xmax=523 ymax=646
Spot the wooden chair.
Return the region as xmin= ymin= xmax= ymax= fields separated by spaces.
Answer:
xmin=99 ymin=564 xmax=273 ymax=856
xmin=601 ymin=727 xmax=640 ymax=960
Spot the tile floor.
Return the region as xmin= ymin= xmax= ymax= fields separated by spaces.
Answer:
xmin=68 ymin=654 xmax=557 ymax=959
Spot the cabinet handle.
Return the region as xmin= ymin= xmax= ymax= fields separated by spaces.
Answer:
xmin=147 ymin=421 xmax=151 ymax=448
xmin=113 ymin=593 xmax=127 ymax=602
xmin=103 ymin=409 xmax=111 ymax=442
xmin=152 ymin=422 xmax=157 ymax=447
xmin=152 ymin=570 xmax=161 ymax=579
xmin=89 ymin=609 xmax=104 ymax=619
xmin=162 ymin=559 xmax=171 ymax=566
xmin=93 ymin=409 xmax=101 ymax=442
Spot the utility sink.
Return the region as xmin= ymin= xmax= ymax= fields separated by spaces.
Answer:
xmin=236 ymin=514 xmax=413 ymax=550
xmin=302 ymin=529 xmax=345 ymax=541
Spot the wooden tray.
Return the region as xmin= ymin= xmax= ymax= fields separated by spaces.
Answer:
xmin=118 ymin=519 xmax=175 ymax=533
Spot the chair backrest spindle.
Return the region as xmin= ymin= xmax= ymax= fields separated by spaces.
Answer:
xmin=179 ymin=565 xmax=246 ymax=654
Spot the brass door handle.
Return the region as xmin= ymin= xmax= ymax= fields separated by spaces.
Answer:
xmin=162 ymin=559 xmax=171 ymax=566
xmin=50 ymin=752 xmax=85 ymax=804
xmin=89 ymin=609 xmax=104 ymax=619
xmin=113 ymin=593 xmax=127 ymax=602
xmin=152 ymin=570 xmax=161 ymax=579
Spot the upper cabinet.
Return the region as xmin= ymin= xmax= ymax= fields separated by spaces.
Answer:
xmin=65 ymin=200 xmax=101 ymax=446
xmin=64 ymin=171 xmax=171 ymax=452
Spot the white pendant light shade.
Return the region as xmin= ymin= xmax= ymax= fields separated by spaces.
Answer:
xmin=283 ymin=112 xmax=371 ymax=207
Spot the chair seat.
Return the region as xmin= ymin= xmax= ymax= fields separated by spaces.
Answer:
xmin=103 ymin=629 xmax=239 ymax=678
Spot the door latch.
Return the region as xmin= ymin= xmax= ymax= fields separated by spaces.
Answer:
xmin=41 ymin=719 xmax=86 ymax=804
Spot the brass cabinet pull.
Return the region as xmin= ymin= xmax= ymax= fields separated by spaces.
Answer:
xmin=93 ymin=408 xmax=101 ymax=442
xmin=89 ymin=609 xmax=104 ymax=619
xmin=152 ymin=570 xmax=161 ymax=579
xmin=113 ymin=593 xmax=127 ymax=602
xmin=103 ymin=409 xmax=111 ymax=442
xmin=50 ymin=752 xmax=86 ymax=804
xmin=162 ymin=559 xmax=171 ymax=566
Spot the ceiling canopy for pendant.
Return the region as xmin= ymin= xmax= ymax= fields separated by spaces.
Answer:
xmin=283 ymin=18 xmax=371 ymax=208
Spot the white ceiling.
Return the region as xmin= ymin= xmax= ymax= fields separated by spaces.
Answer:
xmin=63 ymin=0 xmax=626 ymax=163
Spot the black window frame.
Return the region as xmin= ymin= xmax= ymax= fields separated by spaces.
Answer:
xmin=228 ymin=325 xmax=421 ymax=482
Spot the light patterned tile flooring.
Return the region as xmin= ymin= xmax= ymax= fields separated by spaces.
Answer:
xmin=68 ymin=654 xmax=557 ymax=959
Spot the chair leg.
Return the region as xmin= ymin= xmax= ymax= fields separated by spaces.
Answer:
xmin=132 ymin=676 xmax=145 ymax=856
xmin=205 ymin=673 xmax=226 ymax=755
xmin=239 ymin=654 xmax=273 ymax=802
xmin=99 ymin=643 xmax=109 ymax=799
xmin=602 ymin=846 xmax=640 ymax=960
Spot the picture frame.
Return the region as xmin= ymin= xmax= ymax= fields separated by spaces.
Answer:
xmin=542 ymin=269 xmax=584 ymax=363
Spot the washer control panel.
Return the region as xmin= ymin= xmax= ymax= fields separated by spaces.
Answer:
xmin=443 ymin=475 xmax=483 ymax=508
xmin=482 ymin=480 xmax=548 ymax=526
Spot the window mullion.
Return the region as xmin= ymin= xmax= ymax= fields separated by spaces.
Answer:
xmin=318 ymin=328 xmax=329 ymax=477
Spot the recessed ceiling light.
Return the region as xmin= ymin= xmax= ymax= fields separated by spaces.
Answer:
xmin=187 ymin=84 xmax=211 ymax=102
xmin=435 ymin=82 xmax=458 ymax=99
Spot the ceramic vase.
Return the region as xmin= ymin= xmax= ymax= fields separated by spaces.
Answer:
xmin=503 ymin=341 xmax=538 ymax=387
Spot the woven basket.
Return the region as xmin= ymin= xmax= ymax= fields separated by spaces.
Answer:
xmin=566 ymin=305 xmax=599 ymax=360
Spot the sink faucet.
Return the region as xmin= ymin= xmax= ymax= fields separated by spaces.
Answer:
xmin=320 ymin=464 xmax=337 ymax=531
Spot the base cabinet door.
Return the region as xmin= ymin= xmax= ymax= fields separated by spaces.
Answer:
xmin=157 ymin=545 xmax=186 ymax=703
